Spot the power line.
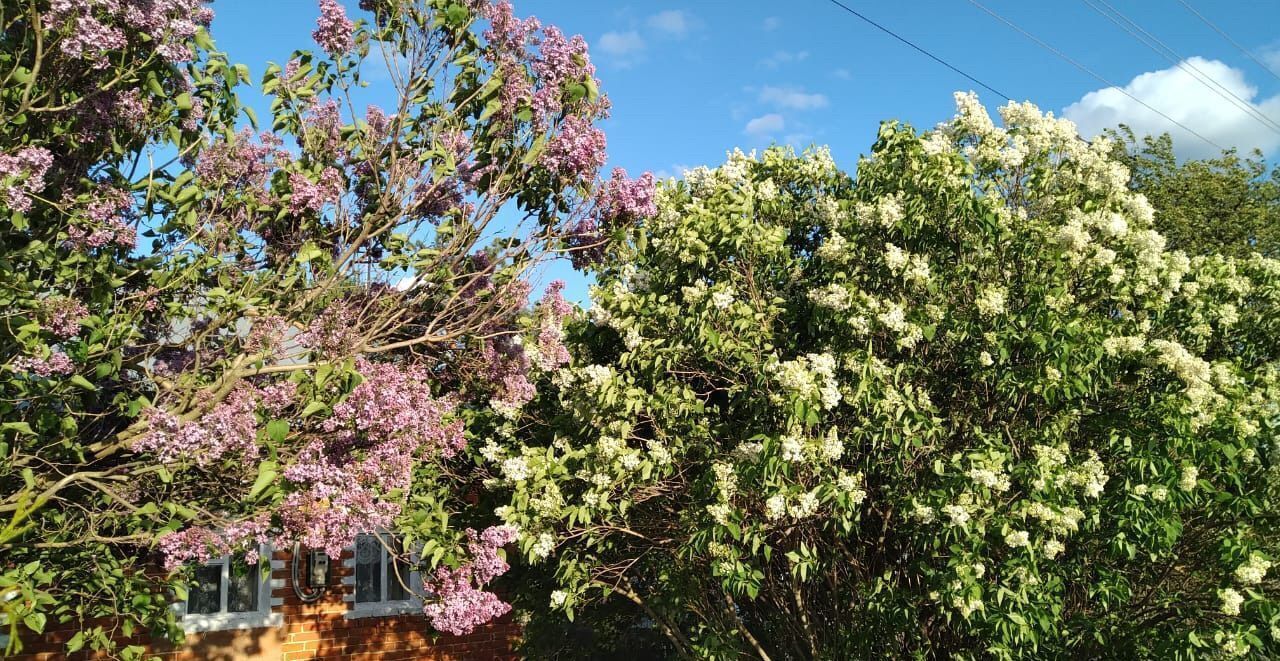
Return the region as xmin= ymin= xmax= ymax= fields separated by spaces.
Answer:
xmin=1081 ymin=0 xmax=1280 ymax=136
xmin=1175 ymin=0 xmax=1280 ymax=86
xmin=824 ymin=0 xmax=1012 ymax=101
xmin=965 ymin=0 xmax=1226 ymax=152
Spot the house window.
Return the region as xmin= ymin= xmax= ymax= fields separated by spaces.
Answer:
xmin=344 ymin=532 xmax=421 ymax=618
xmin=175 ymin=547 xmax=282 ymax=632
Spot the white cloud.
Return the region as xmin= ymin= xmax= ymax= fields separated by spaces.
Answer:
xmin=745 ymin=113 xmax=786 ymax=137
xmin=597 ymin=30 xmax=646 ymax=58
xmin=760 ymin=49 xmax=809 ymax=69
xmin=759 ymin=85 xmax=829 ymax=110
xmin=832 ymin=68 xmax=852 ymax=80
xmin=1062 ymin=56 xmax=1280 ymax=158
xmin=1260 ymin=43 xmax=1280 ymax=72
xmin=762 ymin=16 xmax=781 ymax=31
xmin=647 ymin=10 xmax=690 ymax=37
xmin=784 ymin=133 xmax=814 ymax=147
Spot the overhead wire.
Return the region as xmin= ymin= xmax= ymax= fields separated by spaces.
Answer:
xmin=824 ymin=0 xmax=1012 ymax=101
xmin=965 ymin=0 xmax=1226 ymax=152
xmin=1174 ymin=0 xmax=1280 ymax=86
xmin=1080 ymin=0 xmax=1280 ymax=136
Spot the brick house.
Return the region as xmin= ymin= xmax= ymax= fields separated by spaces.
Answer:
xmin=4 ymin=537 xmax=518 ymax=660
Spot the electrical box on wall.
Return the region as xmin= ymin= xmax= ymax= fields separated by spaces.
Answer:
xmin=308 ymin=550 xmax=330 ymax=586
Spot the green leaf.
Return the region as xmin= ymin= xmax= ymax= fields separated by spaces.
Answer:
xmin=69 ymin=375 xmax=97 ymax=391
xmin=265 ymin=419 xmax=289 ymax=443
xmin=2 ymin=422 xmax=34 ymax=435
xmin=247 ymin=461 xmax=279 ymax=501
xmin=24 ymin=612 xmax=46 ymax=634
xmin=300 ymin=401 xmax=328 ymax=418
xmin=296 ymin=243 xmax=325 ymax=263
xmin=444 ymin=3 xmax=470 ymax=27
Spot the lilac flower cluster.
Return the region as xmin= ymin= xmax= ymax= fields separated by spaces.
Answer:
xmin=474 ymin=0 xmax=609 ymax=154
xmin=322 ymin=358 xmax=467 ymax=460
xmin=565 ymin=217 xmax=603 ymax=269
xmin=365 ymin=105 xmax=392 ymax=138
xmin=299 ymin=301 xmax=362 ymax=356
xmin=42 ymin=297 xmax=89 ymax=338
xmin=303 ymin=101 xmax=345 ymax=158
xmin=482 ymin=338 xmax=535 ymax=415
xmin=288 ymin=168 xmax=345 ymax=216
xmin=276 ymin=484 xmax=399 ymax=558
xmin=0 ymin=147 xmax=54 ymax=213
xmin=539 ymin=115 xmax=607 ymax=181
xmin=244 ymin=315 xmax=291 ymax=354
xmin=272 ymin=359 xmax=465 ymax=555
xmin=596 ymin=167 xmax=657 ymax=223
xmin=49 ymin=0 xmax=213 ymax=65
xmin=312 ymin=0 xmax=355 ymax=56
xmin=533 ymin=281 xmax=573 ymax=371
xmin=133 ymin=382 xmax=294 ymax=465
xmin=11 ymin=351 xmax=76 ymax=377
xmin=530 ymin=26 xmax=593 ymax=126
xmin=65 ymin=186 xmax=137 ymax=250
xmin=422 ymin=525 xmax=518 ymax=635
xmin=157 ymin=513 xmax=274 ymax=571
xmin=195 ymin=130 xmax=287 ymax=199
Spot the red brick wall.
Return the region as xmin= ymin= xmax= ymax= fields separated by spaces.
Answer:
xmin=5 ymin=549 xmax=518 ymax=661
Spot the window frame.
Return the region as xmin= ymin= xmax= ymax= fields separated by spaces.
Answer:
xmin=171 ymin=545 xmax=283 ymax=633
xmin=342 ymin=532 xmax=423 ymax=619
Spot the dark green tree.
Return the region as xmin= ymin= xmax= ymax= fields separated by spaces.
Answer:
xmin=1108 ymin=126 xmax=1280 ymax=258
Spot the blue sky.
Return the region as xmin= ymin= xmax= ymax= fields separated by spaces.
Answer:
xmin=209 ymin=0 xmax=1280 ymax=301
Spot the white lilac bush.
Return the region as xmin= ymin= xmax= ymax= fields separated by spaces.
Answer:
xmin=489 ymin=94 xmax=1280 ymax=658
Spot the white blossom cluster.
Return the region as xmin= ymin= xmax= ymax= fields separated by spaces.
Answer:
xmin=774 ymin=353 xmax=841 ymax=410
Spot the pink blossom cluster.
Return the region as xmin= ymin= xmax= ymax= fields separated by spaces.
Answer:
xmin=65 ymin=186 xmax=137 ymax=250
xmin=313 ymin=0 xmax=355 ymax=56
xmin=422 ymin=525 xmax=518 ymax=635
xmin=438 ymin=130 xmax=475 ymax=179
xmin=303 ymin=101 xmax=345 ymax=157
xmin=596 ymin=167 xmax=657 ymax=223
xmin=539 ymin=115 xmax=606 ymax=181
xmin=365 ymin=105 xmax=392 ymax=138
xmin=530 ymin=26 xmax=594 ymax=125
xmin=273 ymin=359 xmax=465 ymax=555
xmin=532 ymin=281 xmax=573 ymax=371
xmin=11 ymin=351 xmax=76 ymax=377
xmin=478 ymin=1 xmax=541 ymax=53
xmin=157 ymin=513 xmax=273 ymax=570
xmin=276 ymin=483 xmax=399 ymax=558
xmin=299 ymin=301 xmax=362 ymax=356
xmin=476 ymin=1 xmax=605 ymax=129
xmin=258 ymin=381 xmax=299 ymax=413
xmin=49 ymin=0 xmax=213 ymax=65
xmin=195 ymin=130 xmax=287 ymax=194
xmin=245 ymin=315 xmax=291 ymax=355
xmin=42 ymin=297 xmax=89 ymax=338
xmin=565 ymin=217 xmax=603 ymax=269
xmin=133 ymin=382 xmax=295 ymax=465
xmin=321 ymin=359 xmax=466 ymax=460
xmin=288 ymin=168 xmax=345 ymax=216
xmin=414 ymin=177 xmax=467 ymax=219
xmin=157 ymin=527 xmax=224 ymax=571
xmin=0 ymin=147 xmax=53 ymax=213
xmin=482 ymin=339 xmax=535 ymax=414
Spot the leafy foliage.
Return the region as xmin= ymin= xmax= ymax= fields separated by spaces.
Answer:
xmin=1 ymin=0 xmax=644 ymax=654
xmin=1108 ymin=125 xmax=1280 ymax=258
xmin=495 ymin=95 xmax=1280 ymax=659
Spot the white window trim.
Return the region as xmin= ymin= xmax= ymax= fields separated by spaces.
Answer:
xmin=343 ymin=532 xmax=423 ymax=619
xmin=171 ymin=545 xmax=284 ymax=633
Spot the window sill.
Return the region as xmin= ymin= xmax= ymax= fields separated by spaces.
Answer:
xmin=182 ymin=611 xmax=283 ymax=634
xmin=343 ymin=600 xmax=422 ymax=620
